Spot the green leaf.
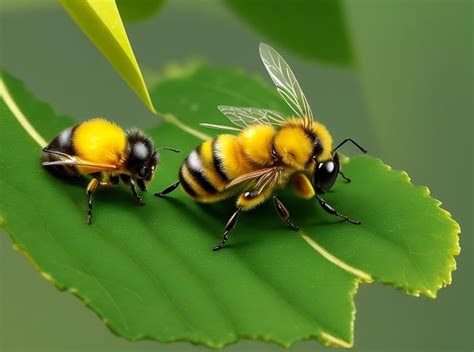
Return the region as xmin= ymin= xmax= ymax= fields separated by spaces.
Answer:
xmin=0 ymin=71 xmax=357 ymax=348
xmin=116 ymin=0 xmax=164 ymax=23
xmin=0 ymin=65 xmax=459 ymax=349
xmin=224 ymin=0 xmax=354 ymax=66
xmin=152 ymin=64 xmax=461 ymax=298
xmin=59 ymin=0 xmax=156 ymax=113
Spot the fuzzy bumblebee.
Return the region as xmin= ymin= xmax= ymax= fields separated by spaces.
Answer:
xmin=155 ymin=43 xmax=367 ymax=251
xmin=42 ymin=118 xmax=178 ymax=224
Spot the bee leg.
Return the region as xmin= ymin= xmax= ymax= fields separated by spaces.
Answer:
xmin=120 ymin=174 xmax=145 ymax=205
xmin=338 ymin=171 xmax=351 ymax=183
xmin=86 ymin=178 xmax=100 ymax=225
xmin=213 ymin=206 xmax=242 ymax=251
xmin=272 ymin=196 xmax=299 ymax=231
xmin=315 ymin=195 xmax=361 ymax=225
xmin=130 ymin=182 xmax=145 ymax=205
xmin=154 ymin=181 xmax=180 ymax=197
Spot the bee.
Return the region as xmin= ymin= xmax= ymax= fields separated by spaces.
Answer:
xmin=155 ymin=43 xmax=366 ymax=250
xmin=41 ymin=118 xmax=179 ymax=224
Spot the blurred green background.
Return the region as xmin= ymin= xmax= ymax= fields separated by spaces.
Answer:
xmin=0 ymin=0 xmax=472 ymax=351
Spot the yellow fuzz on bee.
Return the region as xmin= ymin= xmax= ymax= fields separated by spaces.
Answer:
xmin=199 ymin=139 xmax=227 ymax=190
xmin=236 ymin=188 xmax=272 ymax=210
xmin=73 ymin=118 xmax=127 ymax=167
xmin=239 ymin=125 xmax=275 ymax=165
xmin=218 ymin=135 xmax=254 ymax=179
xmin=274 ymin=126 xmax=313 ymax=169
xmin=180 ymin=163 xmax=207 ymax=197
xmin=291 ymin=173 xmax=315 ymax=199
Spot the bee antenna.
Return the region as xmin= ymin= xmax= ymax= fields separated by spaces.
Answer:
xmin=333 ymin=138 xmax=367 ymax=153
xmin=156 ymin=147 xmax=180 ymax=153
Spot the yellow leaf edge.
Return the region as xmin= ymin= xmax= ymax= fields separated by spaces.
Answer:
xmin=361 ymin=157 xmax=461 ymax=299
xmin=152 ymin=61 xmax=462 ymax=299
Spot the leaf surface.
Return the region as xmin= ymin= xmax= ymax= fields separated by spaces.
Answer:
xmin=152 ymin=65 xmax=460 ymax=298
xmin=59 ymin=0 xmax=156 ymax=112
xmin=0 ymin=66 xmax=459 ymax=348
xmin=0 ymin=72 xmax=356 ymax=347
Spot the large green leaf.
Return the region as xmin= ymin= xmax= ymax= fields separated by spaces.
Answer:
xmin=0 ymin=71 xmax=357 ymax=348
xmin=151 ymin=65 xmax=460 ymax=298
xmin=59 ymin=0 xmax=156 ymax=113
xmin=0 ymin=66 xmax=459 ymax=349
xmin=224 ymin=0 xmax=353 ymax=66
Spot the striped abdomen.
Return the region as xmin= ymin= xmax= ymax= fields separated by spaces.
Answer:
xmin=41 ymin=126 xmax=81 ymax=178
xmin=179 ymin=134 xmax=255 ymax=203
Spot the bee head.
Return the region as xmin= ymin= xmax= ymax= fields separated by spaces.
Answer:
xmin=312 ymin=138 xmax=367 ymax=194
xmin=312 ymin=153 xmax=340 ymax=194
xmin=125 ymin=129 xmax=159 ymax=191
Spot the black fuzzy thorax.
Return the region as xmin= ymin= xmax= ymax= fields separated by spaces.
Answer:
xmin=124 ymin=129 xmax=158 ymax=175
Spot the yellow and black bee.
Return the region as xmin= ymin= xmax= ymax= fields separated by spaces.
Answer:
xmin=155 ymin=43 xmax=366 ymax=250
xmin=42 ymin=118 xmax=178 ymax=224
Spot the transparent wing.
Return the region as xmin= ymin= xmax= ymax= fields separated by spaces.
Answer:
xmin=199 ymin=123 xmax=241 ymax=132
xmin=42 ymin=159 xmax=117 ymax=171
xmin=42 ymin=149 xmax=118 ymax=171
xmin=217 ymin=105 xmax=287 ymax=130
xmin=259 ymin=43 xmax=313 ymax=127
xmin=225 ymin=166 xmax=284 ymax=195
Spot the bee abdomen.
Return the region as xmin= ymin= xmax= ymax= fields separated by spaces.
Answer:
xmin=179 ymin=138 xmax=233 ymax=202
xmin=41 ymin=126 xmax=81 ymax=179
xmin=210 ymin=138 xmax=230 ymax=182
xmin=179 ymin=146 xmax=217 ymax=198
xmin=41 ymin=153 xmax=80 ymax=179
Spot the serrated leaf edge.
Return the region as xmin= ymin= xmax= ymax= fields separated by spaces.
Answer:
xmin=364 ymin=158 xmax=461 ymax=298
xmin=1 ymin=67 xmax=461 ymax=348
xmin=7 ymin=235 xmax=356 ymax=349
xmin=153 ymin=62 xmax=461 ymax=298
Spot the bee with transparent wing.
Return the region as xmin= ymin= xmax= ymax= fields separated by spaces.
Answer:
xmin=156 ymin=43 xmax=366 ymax=250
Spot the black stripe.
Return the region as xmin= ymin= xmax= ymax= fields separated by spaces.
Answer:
xmin=305 ymin=131 xmax=323 ymax=156
xmin=185 ymin=150 xmax=218 ymax=194
xmin=69 ymin=125 xmax=79 ymax=153
xmin=211 ymin=138 xmax=229 ymax=181
xmin=41 ymin=125 xmax=80 ymax=178
xmin=304 ymin=130 xmax=322 ymax=166
xmin=178 ymin=165 xmax=198 ymax=197
xmin=45 ymin=125 xmax=78 ymax=155
xmin=312 ymin=138 xmax=323 ymax=157
xmin=304 ymin=130 xmax=317 ymax=144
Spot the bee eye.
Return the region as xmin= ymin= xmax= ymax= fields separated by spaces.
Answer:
xmin=320 ymin=161 xmax=335 ymax=173
xmin=138 ymin=166 xmax=148 ymax=178
xmin=313 ymin=154 xmax=340 ymax=194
